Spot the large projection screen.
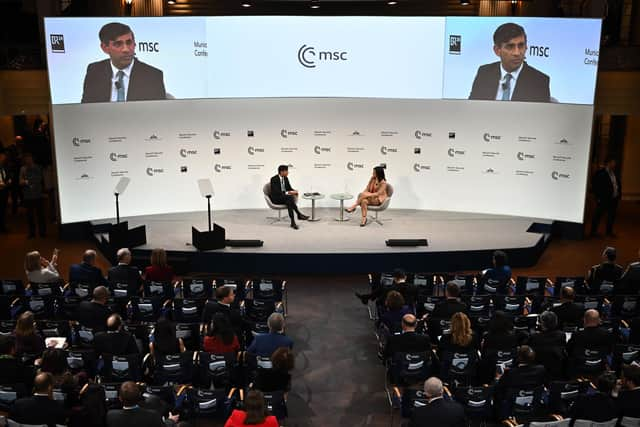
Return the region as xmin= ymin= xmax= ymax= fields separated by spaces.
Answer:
xmin=44 ymin=16 xmax=601 ymax=224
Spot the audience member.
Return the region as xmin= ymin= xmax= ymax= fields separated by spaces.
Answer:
xmin=494 ymin=346 xmax=547 ymax=407
xmin=0 ymin=335 xmax=33 ymax=394
xmin=94 ymin=314 xmax=139 ymax=356
xmin=76 ymin=286 xmax=112 ymax=332
xmin=551 ymin=286 xmax=584 ymax=329
xmin=378 ymin=290 xmax=412 ymax=331
xmin=479 ymin=310 xmax=517 ymax=383
xmin=587 ymin=246 xmax=624 ymax=294
xmin=569 ymin=372 xmax=617 ymax=422
xmin=384 ymin=314 xmax=432 ymax=359
xmin=356 ymin=268 xmax=417 ymax=307
xmin=202 ymin=285 xmax=246 ymax=338
xmin=567 ymin=309 xmax=616 ymax=359
xmin=616 ymin=364 xmax=640 ymax=418
xmin=69 ymin=249 xmax=108 ymax=287
xmin=140 ymin=394 xmax=180 ymax=426
xmin=143 ymin=248 xmax=175 ymax=283
xmin=25 ymin=249 xmax=61 ymax=283
xmin=527 ymin=311 xmax=566 ymax=380
xmin=480 ymin=250 xmax=512 ymax=293
xmin=14 ymin=310 xmax=45 ymax=355
xmin=225 ymin=390 xmax=278 ymax=427
xmin=8 ymin=372 xmax=66 ymax=427
xmin=247 ymin=313 xmax=293 ymax=358
xmin=619 ymin=248 xmax=640 ymax=295
xmin=150 ymin=317 xmax=185 ymax=357
xmin=20 ymin=152 xmax=46 ymax=238
xmin=255 ymin=347 xmax=295 ymax=392
xmin=38 ymin=348 xmax=77 ymax=393
xmin=409 ymin=377 xmax=465 ymax=427
xmin=438 ymin=312 xmax=479 ymax=355
xmin=107 ymin=248 xmax=143 ymax=297
xmin=431 ymin=282 xmax=468 ymax=319
xmin=106 ymin=381 xmax=164 ymax=427
xmin=203 ymin=312 xmax=240 ymax=354
xmin=69 ymin=382 xmax=108 ymax=427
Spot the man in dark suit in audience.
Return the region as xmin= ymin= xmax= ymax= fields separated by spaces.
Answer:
xmin=384 ymin=314 xmax=431 ymax=359
xmin=567 ymin=309 xmax=616 ymax=358
xmin=108 ymin=248 xmax=143 ymax=297
xmin=619 ymin=248 xmax=640 ymax=295
xmin=0 ymin=335 xmax=33 ymax=395
xmin=494 ymin=346 xmax=547 ymax=406
xmin=247 ymin=313 xmax=293 ymax=358
xmin=551 ymin=286 xmax=584 ymax=329
xmin=469 ymin=23 xmax=550 ymax=103
xmin=617 ymin=364 xmax=640 ymax=418
xmin=106 ymin=381 xmax=165 ymax=427
xmin=409 ymin=377 xmax=465 ymax=427
xmin=432 ymin=282 xmax=468 ymax=319
xmin=94 ymin=314 xmax=139 ymax=356
xmin=587 ymin=246 xmax=624 ymax=294
xmin=82 ymin=22 xmax=166 ymax=103
xmin=69 ymin=249 xmax=108 ymax=286
xmin=76 ymin=285 xmax=112 ymax=332
xmin=9 ymin=372 xmax=66 ymax=427
xmin=202 ymin=285 xmax=247 ymax=337
xmin=356 ymin=268 xmax=417 ymax=307
xmin=590 ymin=157 xmax=622 ymax=237
xmin=269 ymin=164 xmax=308 ymax=230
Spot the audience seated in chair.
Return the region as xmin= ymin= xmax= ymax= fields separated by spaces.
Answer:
xmin=408 ymin=377 xmax=466 ymax=427
xmin=616 ymin=364 xmax=640 ymax=418
xmin=76 ymin=286 xmax=112 ymax=333
xmin=150 ymin=317 xmax=185 ymax=358
xmin=378 ymin=290 xmax=412 ymax=332
xmin=356 ymin=268 xmax=417 ymax=308
xmin=0 ymin=335 xmax=33 ymax=395
xmin=569 ymin=372 xmax=618 ymax=423
xmin=551 ymin=286 xmax=584 ymax=330
xmin=431 ymin=282 xmax=468 ymax=320
xmin=25 ymin=249 xmax=61 ymax=284
xmin=202 ymin=285 xmax=248 ymax=341
xmin=108 ymin=248 xmax=143 ymax=297
xmin=527 ymin=311 xmax=567 ymax=380
xmin=247 ymin=313 xmax=293 ymax=358
xmin=69 ymin=249 xmax=108 ymax=287
xmin=143 ymin=248 xmax=175 ymax=284
xmin=255 ymin=347 xmax=294 ymax=392
xmin=106 ymin=381 xmax=168 ymax=427
xmin=479 ymin=250 xmax=512 ymax=294
xmin=384 ymin=314 xmax=431 ymax=359
xmin=94 ymin=314 xmax=139 ymax=356
xmin=14 ymin=310 xmax=45 ymax=356
xmin=587 ymin=246 xmax=623 ymax=295
xmin=494 ymin=345 xmax=548 ymax=409
xmin=203 ymin=312 xmax=240 ymax=354
xmin=225 ymin=390 xmax=278 ymax=427
xmin=566 ymin=309 xmax=616 ymax=375
xmin=8 ymin=372 xmax=66 ymax=427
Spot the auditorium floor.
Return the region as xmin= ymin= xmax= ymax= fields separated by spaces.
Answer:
xmin=0 ymin=200 xmax=639 ymax=426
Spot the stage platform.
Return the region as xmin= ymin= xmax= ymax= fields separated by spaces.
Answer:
xmin=91 ymin=209 xmax=552 ymax=274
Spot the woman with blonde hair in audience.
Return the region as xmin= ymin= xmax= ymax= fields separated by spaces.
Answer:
xmin=24 ymin=249 xmax=61 ymax=284
xmin=438 ymin=312 xmax=479 ymax=355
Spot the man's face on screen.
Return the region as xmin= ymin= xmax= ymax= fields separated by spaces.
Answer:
xmin=494 ymin=34 xmax=526 ymax=72
xmin=101 ymin=32 xmax=136 ymax=69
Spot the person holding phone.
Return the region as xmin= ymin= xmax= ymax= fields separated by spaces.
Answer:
xmin=24 ymin=249 xmax=61 ymax=284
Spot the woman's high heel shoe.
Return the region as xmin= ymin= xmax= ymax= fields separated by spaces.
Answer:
xmin=360 ymin=218 xmax=367 ymax=227
xmin=345 ymin=207 xmax=355 ymax=213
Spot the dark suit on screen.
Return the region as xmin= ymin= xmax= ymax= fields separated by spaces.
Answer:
xmin=469 ymin=61 xmax=550 ymax=103
xmin=81 ymin=58 xmax=166 ymax=103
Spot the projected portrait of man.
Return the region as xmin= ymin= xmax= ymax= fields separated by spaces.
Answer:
xmin=468 ymin=22 xmax=550 ymax=103
xmin=81 ymin=22 xmax=166 ymax=103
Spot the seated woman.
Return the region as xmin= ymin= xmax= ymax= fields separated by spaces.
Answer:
xmin=25 ymin=249 xmax=61 ymax=284
xmin=14 ymin=311 xmax=45 ymax=356
xmin=345 ymin=166 xmax=388 ymax=227
xmin=225 ymin=390 xmax=278 ymax=427
xmin=203 ymin=313 xmax=240 ymax=354
xmin=378 ymin=290 xmax=412 ymax=332
xmin=438 ymin=312 xmax=480 ymax=356
xmin=143 ymin=248 xmax=175 ymax=283
xmin=255 ymin=347 xmax=295 ymax=392
xmin=149 ymin=317 xmax=185 ymax=357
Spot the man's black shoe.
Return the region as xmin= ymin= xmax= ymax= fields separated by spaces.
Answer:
xmin=298 ymin=214 xmax=309 ymax=221
xmin=291 ymin=223 xmax=299 ymax=230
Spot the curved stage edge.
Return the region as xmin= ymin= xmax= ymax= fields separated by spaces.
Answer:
xmin=85 ymin=209 xmax=553 ymax=274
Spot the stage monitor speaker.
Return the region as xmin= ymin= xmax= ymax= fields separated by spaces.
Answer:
xmin=192 ymin=224 xmax=226 ymax=251
xmin=386 ymin=238 xmax=428 ymax=247
xmin=225 ymin=239 xmax=264 ymax=247
xmin=109 ymin=221 xmax=147 ymax=249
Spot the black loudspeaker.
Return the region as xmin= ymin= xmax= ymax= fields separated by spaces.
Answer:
xmin=225 ymin=239 xmax=264 ymax=247
xmin=386 ymin=239 xmax=429 ymax=247
xmin=192 ymin=224 xmax=226 ymax=250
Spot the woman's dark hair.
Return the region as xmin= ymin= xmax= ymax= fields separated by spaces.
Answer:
xmin=596 ymin=372 xmax=617 ymax=395
xmin=208 ymin=313 xmax=235 ymax=346
xmin=488 ymin=311 xmax=513 ymax=335
xmin=76 ymin=383 xmax=107 ymax=427
xmin=493 ymin=250 xmax=508 ymax=267
xmin=271 ymin=347 xmax=295 ymax=372
xmin=385 ymin=290 xmax=405 ymax=311
xmin=243 ymin=390 xmax=269 ymax=424
xmin=40 ymin=348 xmax=68 ymax=376
xmin=374 ymin=166 xmax=386 ymax=181
xmin=154 ymin=317 xmax=177 ymax=355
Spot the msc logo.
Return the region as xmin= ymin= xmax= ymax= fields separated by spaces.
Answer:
xmin=280 ymin=129 xmax=298 ymax=138
xmin=413 ymin=163 xmax=431 ymax=172
xmin=483 ymin=133 xmax=501 ymax=142
xmin=214 ymin=164 xmax=232 ymax=173
xmin=138 ymin=41 xmax=160 ymax=53
xmin=247 ymin=146 xmax=264 ymax=155
xmin=517 ymin=152 xmax=535 ymax=161
xmin=551 ymin=171 xmax=570 ymax=180
xmin=179 ymin=149 xmax=197 ymax=158
xmin=72 ymin=137 xmax=90 ymax=146
xmin=109 ymin=153 xmax=128 ymax=162
xmin=528 ymin=45 xmax=550 ymax=57
xmin=347 ymin=162 xmax=364 ymax=171
xmin=448 ymin=148 xmax=465 ymax=158
xmin=213 ymin=130 xmax=230 ymax=140
xmin=297 ymin=44 xmax=348 ymax=69
xmin=146 ymin=167 xmax=164 ymax=176
xmin=314 ymin=146 xmax=330 ymax=154
xmin=449 ymin=35 xmax=461 ymax=54
xmin=414 ymin=130 xmax=432 ymax=139
xmin=380 ymin=146 xmax=398 ymax=155
xmin=50 ymin=34 xmax=65 ymax=53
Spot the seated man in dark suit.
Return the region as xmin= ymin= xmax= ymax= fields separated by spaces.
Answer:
xmin=569 ymin=372 xmax=617 ymax=422
xmin=469 ymin=23 xmax=550 ymax=103
xmin=0 ymin=335 xmax=33 ymax=396
xmin=587 ymin=246 xmax=624 ymax=294
xmin=432 ymin=282 xmax=468 ymax=319
xmin=202 ymin=285 xmax=248 ymax=339
xmin=76 ymin=285 xmax=112 ymax=333
xmin=269 ymin=164 xmax=308 ymax=230
xmin=247 ymin=313 xmax=293 ymax=358
xmin=9 ymin=372 xmax=66 ymax=427
xmin=356 ymin=268 xmax=417 ymax=307
xmin=551 ymin=286 xmax=584 ymax=329
xmin=82 ymin=22 xmax=166 ymax=103
xmin=69 ymin=249 xmax=108 ymax=287
xmin=494 ymin=345 xmax=548 ymax=405
xmin=527 ymin=311 xmax=566 ymax=380
xmin=106 ymin=381 xmax=165 ymax=427
xmin=108 ymin=248 xmax=143 ymax=298
xmin=619 ymin=248 xmax=640 ymax=295
xmin=567 ymin=309 xmax=616 ymax=363
xmin=94 ymin=314 xmax=139 ymax=356
xmin=384 ymin=314 xmax=431 ymax=359
xmin=617 ymin=364 xmax=640 ymax=418
xmin=409 ymin=377 xmax=465 ymax=427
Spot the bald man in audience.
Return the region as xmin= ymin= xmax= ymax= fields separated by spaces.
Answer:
xmin=69 ymin=249 xmax=108 ymax=287
xmin=551 ymin=286 xmax=584 ymax=329
xmin=567 ymin=309 xmax=616 ymax=357
xmin=384 ymin=314 xmax=431 ymax=359
xmin=409 ymin=377 xmax=465 ymax=427
xmin=94 ymin=314 xmax=139 ymax=356
xmin=108 ymin=248 xmax=143 ymax=297
xmin=9 ymin=372 xmax=66 ymax=427
xmin=76 ymin=285 xmax=112 ymax=332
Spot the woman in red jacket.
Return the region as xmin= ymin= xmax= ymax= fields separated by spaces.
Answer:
xmin=143 ymin=248 xmax=175 ymax=283
xmin=225 ymin=391 xmax=278 ymax=427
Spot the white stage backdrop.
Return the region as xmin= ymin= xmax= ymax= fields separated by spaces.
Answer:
xmin=44 ymin=17 xmax=601 ymax=224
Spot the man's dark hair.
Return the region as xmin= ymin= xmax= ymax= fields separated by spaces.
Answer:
xmin=393 ymin=268 xmax=407 ymax=280
xmin=278 ymin=165 xmax=289 ymax=173
xmin=215 ymin=285 xmax=233 ymax=300
xmin=119 ymin=381 xmax=141 ymax=407
xmin=33 ymin=372 xmax=53 ymax=394
xmin=596 ymin=372 xmax=617 ymax=394
xmin=623 ymin=364 xmax=640 ymax=386
xmin=493 ymin=22 xmax=526 ymax=46
xmin=493 ymin=250 xmax=508 ymax=267
xmin=603 ymin=246 xmax=617 ymax=262
xmin=517 ymin=345 xmax=536 ymax=365
xmin=0 ymin=335 xmax=15 ymax=355
xmin=99 ymin=22 xmax=134 ymax=45
xmin=446 ymin=281 xmax=461 ymax=298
